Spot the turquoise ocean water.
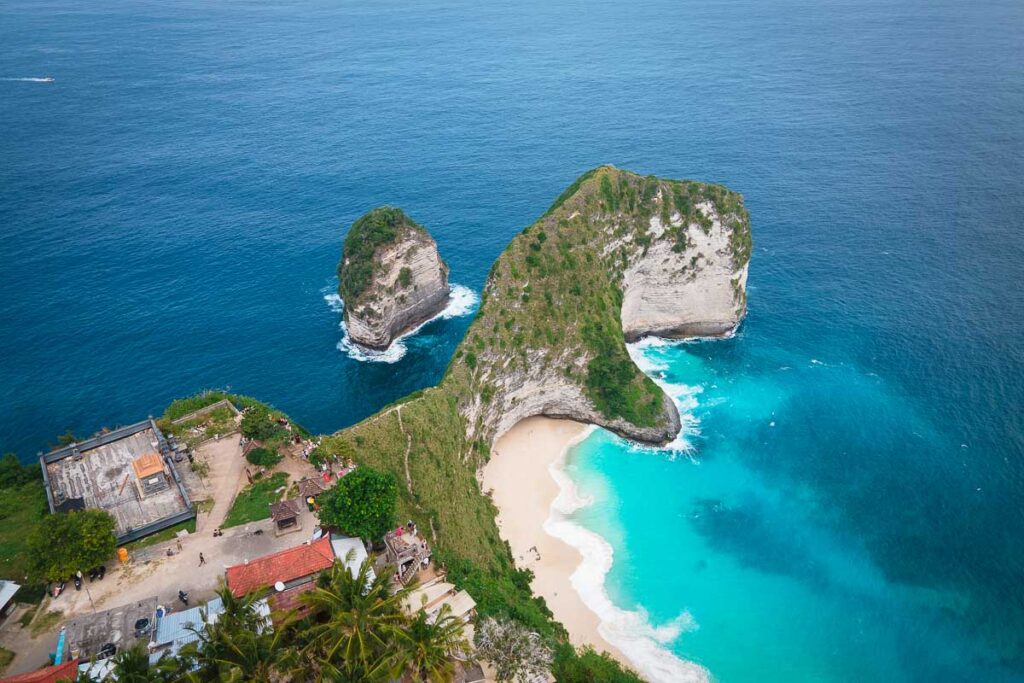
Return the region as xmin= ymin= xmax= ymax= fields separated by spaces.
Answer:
xmin=2 ymin=0 xmax=1022 ymax=680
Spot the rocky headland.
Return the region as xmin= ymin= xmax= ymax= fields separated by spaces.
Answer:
xmin=321 ymin=166 xmax=751 ymax=569
xmin=337 ymin=207 xmax=451 ymax=350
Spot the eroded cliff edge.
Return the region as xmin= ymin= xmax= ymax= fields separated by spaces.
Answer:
xmin=452 ymin=166 xmax=750 ymax=447
xmin=338 ymin=207 xmax=451 ymax=350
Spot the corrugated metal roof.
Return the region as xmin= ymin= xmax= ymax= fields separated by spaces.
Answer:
xmin=0 ymin=580 xmax=21 ymax=610
xmin=154 ymin=598 xmax=224 ymax=651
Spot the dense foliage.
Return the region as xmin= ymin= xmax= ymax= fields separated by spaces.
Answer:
xmin=244 ymin=446 xmax=281 ymax=468
xmin=26 ymin=509 xmax=116 ymax=582
xmin=317 ymin=466 xmax=398 ymax=541
xmin=338 ymin=206 xmax=422 ymax=304
xmin=240 ymin=406 xmax=289 ymax=443
xmin=0 ymin=456 xmax=48 ymax=582
xmin=0 ymin=452 xmax=40 ymax=489
xmin=90 ymin=559 xmax=474 ymax=683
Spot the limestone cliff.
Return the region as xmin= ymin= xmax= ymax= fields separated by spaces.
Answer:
xmin=338 ymin=207 xmax=451 ymax=350
xmin=325 ymin=165 xmax=751 ymax=572
xmin=449 ymin=166 xmax=751 ymax=448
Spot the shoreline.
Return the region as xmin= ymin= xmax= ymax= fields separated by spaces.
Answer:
xmin=485 ymin=417 xmax=628 ymax=664
xmin=485 ymin=416 xmax=708 ymax=683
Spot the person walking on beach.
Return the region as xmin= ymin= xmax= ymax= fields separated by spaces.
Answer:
xmin=199 ymin=552 xmax=206 ymax=566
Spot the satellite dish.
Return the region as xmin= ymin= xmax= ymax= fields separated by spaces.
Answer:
xmin=274 ymin=581 xmax=286 ymax=592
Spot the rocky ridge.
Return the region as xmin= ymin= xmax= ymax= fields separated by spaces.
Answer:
xmin=338 ymin=207 xmax=451 ymax=350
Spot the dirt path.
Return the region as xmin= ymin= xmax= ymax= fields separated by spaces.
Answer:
xmin=195 ymin=434 xmax=247 ymax=532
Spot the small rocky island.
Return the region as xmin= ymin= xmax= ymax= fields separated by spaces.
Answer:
xmin=337 ymin=207 xmax=451 ymax=350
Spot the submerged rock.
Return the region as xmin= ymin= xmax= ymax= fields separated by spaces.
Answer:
xmin=337 ymin=207 xmax=450 ymax=350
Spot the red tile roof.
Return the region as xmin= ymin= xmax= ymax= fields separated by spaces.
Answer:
xmin=225 ymin=537 xmax=335 ymax=598
xmin=0 ymin=660 xmax=79 ymax=683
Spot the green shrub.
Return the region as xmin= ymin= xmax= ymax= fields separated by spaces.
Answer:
xmin=26 ymin=510 xmax=116 ymax=582
xmin=316 ymin=467 xmax=398 ymax=541
xmin=240 ymin=407 xmax=287 ymax=443
xmin=245 ymin=446 xmax=281 ymax=468
xmin=552 ymin=643 xmax=644 ymax=682
xmin=339 ymin=207 xmax=424 ymax=304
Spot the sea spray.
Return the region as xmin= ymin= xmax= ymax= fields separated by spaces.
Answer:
xmin=626 ymin=338 xmax=703 ymax=456
xmin=546 ymin=425 xmax=708 ymax=683
xmin=324 ymin=283 xmax=478 ymax=363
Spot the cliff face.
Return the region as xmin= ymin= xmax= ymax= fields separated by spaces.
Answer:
xmin=326 ymin=166 xmax=750 ymax=572
xmin=447 ymin=167 xmax=750 ymax=448
xmin=621 ymin=202 xmax=749 ymax=342
xmin=338 ymin=208 xmax=451 ymax=350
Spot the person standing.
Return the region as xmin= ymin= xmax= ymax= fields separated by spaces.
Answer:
xmin=199 ymin=552 xmax=206 ymax=566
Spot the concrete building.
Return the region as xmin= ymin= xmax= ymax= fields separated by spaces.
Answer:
xmin=40 ymin=419 xmax=194 ymax=544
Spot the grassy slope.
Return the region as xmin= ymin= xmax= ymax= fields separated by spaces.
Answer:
xmin=145 ymin=170 xmax=749 ymax=678
xmin=0 ymin=481 xmax=49 ymax=581
xmin=222 ymin=471 xmax=290 ymax=528
xmin=316 ymin=167 xmax=751 ymax=643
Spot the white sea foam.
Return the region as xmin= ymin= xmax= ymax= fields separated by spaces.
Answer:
xmin=546 ymin=433 xmax=708 ymax=683
xmin=1 ymin=77 xmax=54 ymax=83
xmin=626 ymin=338 xmax=702 ymax=456
xmin=324 ymin=283 xmax=478 ymax=364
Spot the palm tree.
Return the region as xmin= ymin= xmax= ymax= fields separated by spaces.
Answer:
xmin=390 ymin=604 xmax=469 ymax=683
xmin=299 ymin=557 xmax=410 ymax=682
xmin=106 ymin=642 xmax=172 ymax=683
xmin=183 ymin=586 xmax=300 ymax=683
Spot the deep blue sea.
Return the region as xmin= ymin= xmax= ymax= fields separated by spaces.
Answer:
xmin=2 ymin=0 xmax=1022 ymax=680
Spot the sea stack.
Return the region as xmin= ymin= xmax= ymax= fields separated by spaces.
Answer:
xmin=338 ymin=207 xmax=451 ymax=350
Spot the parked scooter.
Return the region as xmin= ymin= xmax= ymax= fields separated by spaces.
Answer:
xmin=74 ymin=571 xmax=82 ymax=591
xmin=178 ymin=590 xmax=189 ymax=606
xmin=51 ymin=581 xmax=65 ymax=598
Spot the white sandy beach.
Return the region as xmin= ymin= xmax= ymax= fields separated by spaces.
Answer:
xmin=484 ymin=416 xmax=629 ymax=665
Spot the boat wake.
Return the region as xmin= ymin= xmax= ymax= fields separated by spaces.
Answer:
xmin=1 ymin=77 xmax=55 ymax=83
xmin=324 ymin=284 xmax=478 ymax=363
xmin=546 ymin=431 xmax=709 ymax=683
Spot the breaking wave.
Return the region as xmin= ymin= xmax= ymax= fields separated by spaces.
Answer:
xmin=324 ymin=283 xmax=478 ymax=364
xmin=1 ymin=77 xmax=55 ymax=82
xmin=546 ymin=430 xmax=709 ymax=683
xmin=626 ymin=337 xmax=703 ymax=456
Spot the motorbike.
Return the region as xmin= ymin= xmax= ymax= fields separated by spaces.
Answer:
xmin=52 ymin=581 xmax=65 ymax=598
xmin=178 ymin=590 xmax=189 ymax=606
xmin=74 ymin=572 xmax=82 ymax=591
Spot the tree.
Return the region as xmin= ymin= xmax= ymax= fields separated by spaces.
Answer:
xmin=240 ymin=407 xmax=286 ymax=443
xmin=474 ymin=617 xmax=553 ymax=683
xmin=185 ymin=586 xmax=300 ymax=683
xmin=26 ymin=509 xmax=116 ymax=582
xmin=108 ymin=641 xmax=183 ymax=682
xmin=245 ymin=446 xmax=281 ymax=468
xmin=391 ymin=604 xmax=468 ymax=683
xmin=316 ymin=467 xmax=397 ymax=541
xmin=299 ymin=558 xmax=409 ymax=682
xmin=0 ymin=453 xmax=39 ymax=488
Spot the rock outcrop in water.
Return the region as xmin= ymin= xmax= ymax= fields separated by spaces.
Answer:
xmin=331 ymin=166 xmax=750 ymax=456
xmin=338 ymin=207 xmax=451 ymax=350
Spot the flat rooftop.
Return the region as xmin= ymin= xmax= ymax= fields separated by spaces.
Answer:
xmin=63 ymin=596 xmax=158 ymax=661
xmin=41 ymin=420 xmax=193 ymax=543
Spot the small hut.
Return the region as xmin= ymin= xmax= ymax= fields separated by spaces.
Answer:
xmin=269 ymin=499 xmax=301 ymax=536
xmin=131 ymin=453 xmax=168 ymax=498
xmin=297 ymin=478 xmax=325 ymax=511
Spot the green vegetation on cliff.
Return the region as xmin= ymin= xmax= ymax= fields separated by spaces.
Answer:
xmin=338 ymin=206 xmax=425 ymax=305
xmin=145 ymin=170 xmax=749 ymax=680
xmin=316 ymin=167 xmax=750 ymax=679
